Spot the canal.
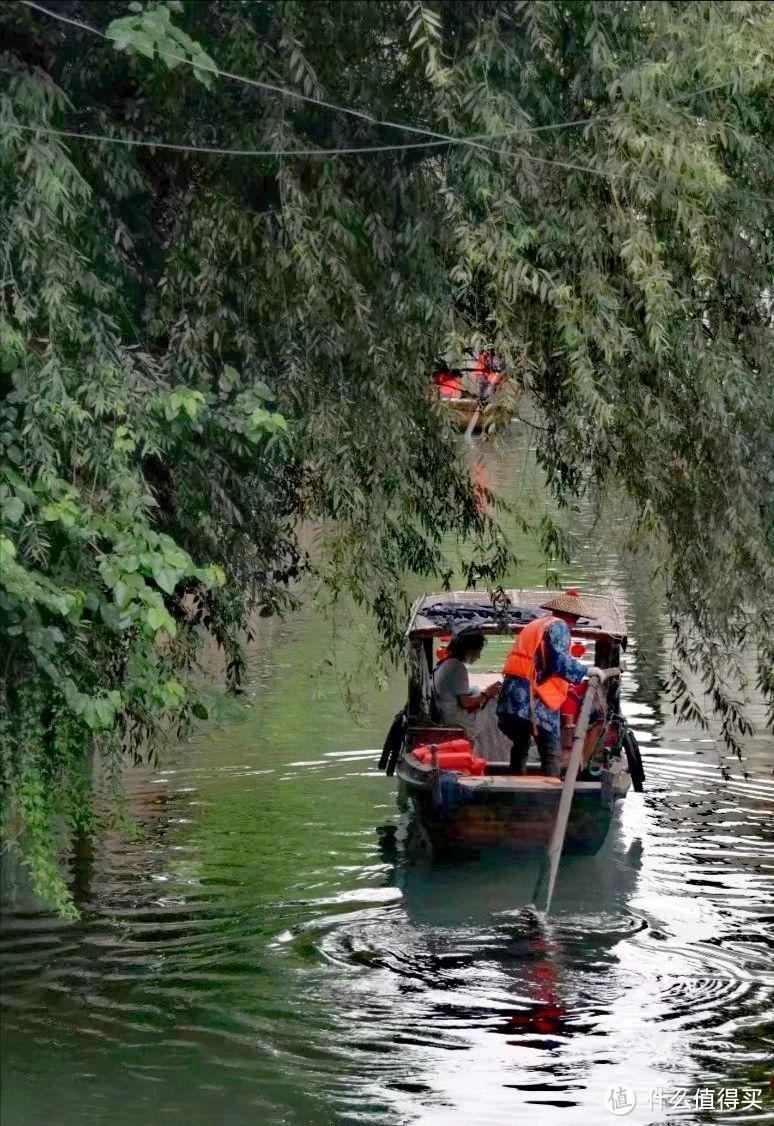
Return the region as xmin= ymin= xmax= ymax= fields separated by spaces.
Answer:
xmin=2 ymin=432 xmax=772 ymax=1124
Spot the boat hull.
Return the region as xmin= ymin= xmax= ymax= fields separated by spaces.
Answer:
xmin=440 ymin=396 xmax=483 ymax=430
xmin=396 ymin=760 xmax=627 ymax=855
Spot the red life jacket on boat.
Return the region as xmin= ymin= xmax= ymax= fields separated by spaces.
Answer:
xmin=411 ymin=739 xmax=487 ymax=775
xmin=471 ymin=351 xmax=499 ymax=386
xmin=501 ymin=616 xmax=571 ymax=712
xmin=432 ymin=370 xmax=463 ymax=399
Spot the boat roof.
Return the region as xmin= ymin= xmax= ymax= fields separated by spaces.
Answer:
xmin=407 ymin=588 xmax=627 ymax=642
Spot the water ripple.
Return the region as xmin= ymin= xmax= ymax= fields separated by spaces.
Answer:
xmin=3 ymin=621 xmax=773 ymax=1125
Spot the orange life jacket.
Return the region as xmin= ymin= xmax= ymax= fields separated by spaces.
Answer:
xmin=502 ymin=615 xmax=571 ymax=712
xmin=432 ymin=370 xmax=463 ymax=399
xmin=471 ymin=351 xmax=499 ymax=386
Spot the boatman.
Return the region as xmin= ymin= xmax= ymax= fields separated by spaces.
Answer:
xmin=496 ymin=588 xmax=603 ymax=777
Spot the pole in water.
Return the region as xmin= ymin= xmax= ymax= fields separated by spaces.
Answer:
xmin=535 ymin=670 xmax=618 ymax=914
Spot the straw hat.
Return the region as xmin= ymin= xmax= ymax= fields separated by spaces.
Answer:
xmin=540 ymin=587 xmax=597 ymax=619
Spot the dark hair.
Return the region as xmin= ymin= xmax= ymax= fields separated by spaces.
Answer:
xmin=448 ymin=631 xmax=485 ymax=661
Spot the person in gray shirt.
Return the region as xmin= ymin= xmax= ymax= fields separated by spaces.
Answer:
xmin=432 ymin=625 xmax=510 ymax=763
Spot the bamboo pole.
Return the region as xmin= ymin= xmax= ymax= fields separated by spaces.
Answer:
xmin=536 ymin=667 xmax=621 ymax=914
xmin=464 ymin=404 xmax=481 ymax=440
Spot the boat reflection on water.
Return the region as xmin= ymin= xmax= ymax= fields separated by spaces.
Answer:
xmin=373 ymin=815 xmax=645 ymax=1052
xmin=388 ymin=816 xmax=644 ymax=927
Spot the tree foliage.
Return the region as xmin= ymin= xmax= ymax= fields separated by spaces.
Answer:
xmin=1 ymin=0 xmax=771 ymax=911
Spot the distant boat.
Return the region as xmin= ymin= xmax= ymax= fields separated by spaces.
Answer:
xmin=431 ymin=350 xmax=504 ymax=432
xmin=378 ymin=588 xmax=644 ymax=855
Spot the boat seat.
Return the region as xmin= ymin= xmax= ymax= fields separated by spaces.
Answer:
xmin=408 ymin=724 xmax=466 ymax=747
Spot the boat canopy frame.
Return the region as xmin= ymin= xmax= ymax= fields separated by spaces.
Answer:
xmin=407 ymin=588 xmax=627 ymax=643
xmin=406 ymin=588 xmax=627 ymax=725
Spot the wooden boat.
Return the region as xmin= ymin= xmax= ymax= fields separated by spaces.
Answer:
xmin=432 ymin=351 xmax=504 ymax=432
xmin=378 ymin=589 xmax=644 ymax=855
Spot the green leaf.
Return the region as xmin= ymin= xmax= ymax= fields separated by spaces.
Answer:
xmin=40 ymin=500 xmax=78 ymax=527
xmin=145 ymin=606 xmax=167 ymax=631
xmin=151 ymin=678 xmax=185 ymax=710
xmin=74 ymin=690 xmax=121 ymax=731
xmin=94 ymin=694 xmax=119 ymax=728
xmin=199 ymin=563 xmax=225 ymax=588
xmin=245 ymin=406 xmax=288 ymax=439
xmin=152 ymin=563 xmax=179 ymax=594
xmin=0 ymin=536 xmax=15 ymax=565
xmin=192 ymin=59 xmax=214 ymax=87
xmin=113 ymin=579 xmax=136 ymax=611
xmin=221 ymin=364 xmax=240 ymax=391
xmin=129 ymin=30 xmax=156 ymax=59
xmin=163 ymin=548 xmax=190 ymax=570
xmin=160 ymin=48 xmax=183 ymax=69
xmin=2 ymin=496 xmax=24 ymax=524
xmin=144 ymin=605 xmax=177 ymax=637
xmin=164 ymin=678 xmax=185 ymax=705
xmin=81 ymin=699 xmax=98 ymax=729
xmin=106 ymin=16 xmax=134 ymax=40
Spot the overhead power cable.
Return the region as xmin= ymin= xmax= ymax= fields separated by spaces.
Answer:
xmin=10 ymin=121 xmax=451 ymax=158
xmin=10 ymin=119 xmax=638 ymax=180
xmin=19 ymin=0 xmax=500 ymax=155
xmin=20 ymin=0 xmax=743 ymax=157
xmin=22 ymin=120 xmax=772 ymax=205
xmin=7 ymin=119 xmax=603 ymax=179
xmin=19 ymin=0 xmax=769 ymax=201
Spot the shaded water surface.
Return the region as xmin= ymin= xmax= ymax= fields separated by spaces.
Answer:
xmin=2 ymin=439 xmax=773 ymax=1125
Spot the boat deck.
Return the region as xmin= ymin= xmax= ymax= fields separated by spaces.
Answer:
xmin=397 ymin=753 xmax=617 ymax=795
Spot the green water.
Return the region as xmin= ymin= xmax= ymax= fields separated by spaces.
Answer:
xmin=2 ymin=434 xmax=772 ymax=1125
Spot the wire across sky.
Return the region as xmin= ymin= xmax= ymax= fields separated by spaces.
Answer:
xmin=14 ymin=0 xmax=763 ymax=195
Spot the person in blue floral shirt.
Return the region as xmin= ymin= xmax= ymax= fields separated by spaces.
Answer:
xmin=496 ymin=589 xmax=603 ymax=777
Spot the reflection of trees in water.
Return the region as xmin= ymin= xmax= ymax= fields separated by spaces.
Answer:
xmin=621 ymin=545 xmax=667 ymax=721
xmin=2 ymin=749 xmax=176 ymax=913
xmin=69 ymin=828 xmax=96 ymax=908
xmin=66 ymin=767 xmax=177 ymax=910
